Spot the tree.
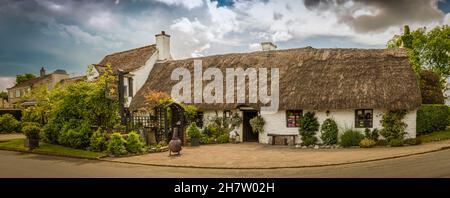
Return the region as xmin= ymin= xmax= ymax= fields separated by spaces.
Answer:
xmin=16 ymin=73 xmax=36 ymax=84
xmin=387 ymin=25 xmax=449 ymax=83
xmin=419 ymin=70 xmax=444 ymax=104
xmin=0 ymin=91 xmax=8 ymax=108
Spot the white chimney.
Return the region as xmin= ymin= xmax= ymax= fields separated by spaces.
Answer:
xmin=155 ymin=31 xmax=171 ymax=61
xmin=261 ymin=42 xmax=277 ymax=51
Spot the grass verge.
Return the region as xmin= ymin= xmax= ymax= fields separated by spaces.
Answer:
xmin=417 ymin=128 xmax=450 ymax=143
xmin=0 ymin=139 xmax=107 ymax=159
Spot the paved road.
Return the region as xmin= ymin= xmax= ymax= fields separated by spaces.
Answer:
xmin=1 ymin=149 xmax=450 ymax=178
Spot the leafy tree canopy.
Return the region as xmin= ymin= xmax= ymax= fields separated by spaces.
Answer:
xmin=16 ymin=73 xmax=36 ymax=84
xmin=387 ymin=25 xmax=449 ymax=81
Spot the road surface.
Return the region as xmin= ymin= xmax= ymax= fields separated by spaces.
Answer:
xmin=1 ymin=149 xmax=450 ymax=177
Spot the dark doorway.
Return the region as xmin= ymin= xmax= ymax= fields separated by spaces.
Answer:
xmin=243 ymin=110 xmax=258 ymax=142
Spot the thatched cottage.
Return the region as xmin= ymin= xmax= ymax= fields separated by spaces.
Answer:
xmin=90 ymin=31 xmax=422 ymax=144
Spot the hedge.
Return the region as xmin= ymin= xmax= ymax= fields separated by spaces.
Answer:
xmin=416 ymin=104 xmax=450 ymax=134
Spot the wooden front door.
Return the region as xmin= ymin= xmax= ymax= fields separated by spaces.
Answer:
xmin=243 ymin=111 xmax=258 ymax=142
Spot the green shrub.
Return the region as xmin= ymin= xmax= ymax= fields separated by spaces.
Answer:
xmin=403 ymin=138 xmax=422 ymax=145
xmin=202 ymin=124 xmax=218 ymax=137
xmin=389 ymin=139 xmax=404 ymax=147
xmin=340 ymin=129 xmax=364 ymax=147
xmin=320 ymin=118 xmax=338 ymax=145
xmin=57 ymin=121 xmax=92 ymax=149
xmin=299 ymin=112 xmax=320 ymax=146
xmin=126 ymin=131 xmax=145 ymax=154
xmin=42 ymin=119 xmax=62 ymax=144
xmin=88 ymin=128 xmax=108 ymax=152
xmin=380 ymin=110 xmax=407 ymax=141
xmin=22 ymin=122 xmax=42 ymax=139
xmin=364 ymin=128 xmax=380 ymax=141
xmin=359 ymin=138 xmax=376 ymax=148
xmin=217 ymin=133 xmax=229 ymax=143
xmin=107 ymin=133 xmax=127 ymax=156
xmin=187 ymin=123 xmax=201 ymax=138
xmin=301 ymin=136 xmax=318 ymax=146
xmin=200 ymin=134 xmax=213 ymax=144
xmin=0 ymin=113 xmax=21 ymax=133
xmin=376 ymin=139 xmax=388 ymax=146
xmin=417 ymin=104 xmax=450 ymax=135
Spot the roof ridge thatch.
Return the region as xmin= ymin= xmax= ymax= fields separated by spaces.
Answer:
xmin=161 ymin=47 xmax=407 ymax=63
xmin=130 ymin=47 xmax=421 ymax=111
xmin=104 ymin=44 xmax=156 ymax=57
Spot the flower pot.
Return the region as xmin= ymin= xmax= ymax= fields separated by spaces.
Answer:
xmin=24 ymin=137 xmax=39 ymax=149
xmin=190 ymin=138 xmax=200 ymax=146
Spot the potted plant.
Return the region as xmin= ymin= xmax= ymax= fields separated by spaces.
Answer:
xmin=187 ymin=122 xmax=201 ymax=146
xmin=22 ymin=122 xmax=42 ymax=149
xmin=249 ymin=115 xmax=265 ymax=134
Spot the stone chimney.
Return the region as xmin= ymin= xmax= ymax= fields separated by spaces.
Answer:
xmin=155 ymin=31 xmax=171 ymax=61
xmin=261 ymin=42 xmax=277 ymax=51
xmin=40 ymin=67 xmax=46 ymax=77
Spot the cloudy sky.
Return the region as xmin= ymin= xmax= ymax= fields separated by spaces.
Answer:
xmin=0 ymin=0 xmax=449 ymax=91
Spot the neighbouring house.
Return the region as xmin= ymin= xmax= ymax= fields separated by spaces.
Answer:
xmin=7 ymin=67 xmax=69 ymax=108
xmin=0 ymin=98 xmax=10 ymax=109
xmin=94 ymin=31 xmax=422 ymax=144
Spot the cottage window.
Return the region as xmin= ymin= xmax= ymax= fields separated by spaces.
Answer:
xmin=123 ymin=85 xmax=128 ymax=97
xmin=195 ymin=112 xmax=204 ymax=128
xmin=15 ymin=90 xmax=20 ymax=98
xmin=223 ymin=110 xmax=231 ymax=118
xmin=286 ymin=110 xmax=303 ymax=127
xmin=128 ymin=78 xmax=134 ymax=97
xmin=355 ymin=109 xmax=373 ymax=128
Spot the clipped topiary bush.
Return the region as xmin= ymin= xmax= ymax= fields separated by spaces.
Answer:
xmin=107 ymin=133 xmax=127 ymax=156
xmin=126 ymin=131 xmax=145 ymax=154
xmin=359 ymin=138 xmax=376 ymax=148
xmin=417 ymin=104 xmax=450 ymax=135
xmin=0 ymin=113 xmax=21 ymax=133
xmin=299 ymin=112 xmax=320 ymax=146
xmin=187 ymin=122 xmax=201 ymax=139
xmin=340 ymin=129 xmax=364 ymax=147
xmin=320 ymin=118 xmax=338 ymax=145
xmin=88 ymin=128 xmax=108 ymax=152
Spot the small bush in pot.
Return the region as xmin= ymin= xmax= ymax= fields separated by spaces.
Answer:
xmin=187 ymin=123 xmax=201 ymax=146
xmin=126 ymin=131 xmax=145 ymax=154
xmin=22 ymin=122 xmax=42 ymax=149
xmin=320 ymin=118 xmax=338 ymax=145
xmin=107 ymin=133 xmax=127 ymax=156
xmin=339 ymin=129 xmax=364 ymax=147
xmin=359 ymin=138 xmax=376 ymax=148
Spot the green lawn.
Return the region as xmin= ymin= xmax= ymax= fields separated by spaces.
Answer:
xmin=0 ymin=139 xmax=107 ymax=159
xmin=417 ymin=129 xmax=450 ymax=143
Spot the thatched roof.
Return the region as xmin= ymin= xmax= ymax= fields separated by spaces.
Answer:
xmin=96 ymin=45 xmax=156 ymax=74
xmin=130 ymin=47 xmax=421 ymax=111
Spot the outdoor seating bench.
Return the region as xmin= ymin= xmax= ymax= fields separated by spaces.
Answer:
xmin=267 ymin=134 xmax=297 ymax=145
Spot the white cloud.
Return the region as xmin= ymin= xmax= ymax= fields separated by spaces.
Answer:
xmin=0 ymin=77 xmax=15 ymax=92
xmin=154 ymin=0 xmax=203 ymax=10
